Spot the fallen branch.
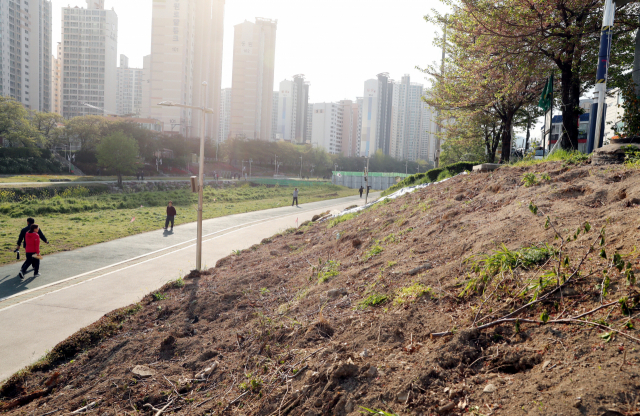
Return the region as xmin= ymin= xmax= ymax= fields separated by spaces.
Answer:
xmin=143 ymin=399 xmax=173 ymax=416
xmin=37 ymin=409 xmax=60 ymax=416
xmin=70 ymin=400 xmax=99 ymax=414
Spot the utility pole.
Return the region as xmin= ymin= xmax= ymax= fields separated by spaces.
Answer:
xmin=434 ymin=15 xmax=447 ymax=168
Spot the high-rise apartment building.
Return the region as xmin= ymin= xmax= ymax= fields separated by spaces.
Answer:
xmin=229 ymin=18 xmax=277 ymax=141
xmin=141 ymin=54 xmax=151 ymax=118
xmin=116 ymin=55 xmax=143 ymax=116
xmin=275 ymin=75 xmax=310 ymax=143
xmin=271 ymin=91 xmax=279 ymax=140
xmin=353 ymin=98 xmax=363 ymax=157
xmin=52 ymin=42 xmax=63 ymax=114
xmin=305 ymin=104 xmax=313 ymax=144
xmin=218 ymin=88 xmax=232 ymax=143
xmin=0 ymin=0 xmax=52 ymax=111
xmin=61 ymin=0 xmax=117 ymax=118
xmin=359 ymin=74 xmax=394 ymax=157
xmin=148 ymin=0 xmax=225 ymax=139
xmin=390 ymin=75 xmax=425 ymax=161
xmin=311 ymin=102 xmax=342 ymax=154
xmin=419 ymin=98 xmax=437 ymax=162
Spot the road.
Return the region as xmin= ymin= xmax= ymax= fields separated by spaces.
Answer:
xmin=0 ymin=193 xmax=377 ymax=382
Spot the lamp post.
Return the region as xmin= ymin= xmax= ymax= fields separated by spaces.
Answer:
xmin=158 ymin=81 xmax=214 ymax=271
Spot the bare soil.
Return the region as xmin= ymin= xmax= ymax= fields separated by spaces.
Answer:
xmin=2 ymin=160 xmax=640 ymax=416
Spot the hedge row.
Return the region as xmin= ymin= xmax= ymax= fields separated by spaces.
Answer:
xmin=0 ymin=157 xmax=65 ymax=174
xmin=383 ymin=161 xmax=478 ymax=196
xmin=0 ymin=147 xmax=52 ymax=159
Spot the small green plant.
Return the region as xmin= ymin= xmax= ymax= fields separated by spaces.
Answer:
xmin=363 ymin=244 xmax=384 ymax=262
xmin=260 ymin=287 xmax=270 ymax=296
xmin=232 ymin=249 xmax=242 ymax=256
xmin=358 ymin=293 xmax=388 ymax=309
xmin=521 ymin=172 xmax=539 ymax=187
xmin=328 ymin=212 xmax=358 ymax=228
xmin=153 ymin=292 xmax=167 ymax=301
xmin=359 ymin=407 xmax=399 ymax=416
xmin=317 ymin=260 xmax=340 ymax=283
xmin=394 ymin=283 xmax=432 ymax=305
xmin=383 ymin=233 xmax=396 ymax=244
xmin=540 ymin=172 xmax=551 ymax=181
xmin=387 ymin=261 xmax=397 ymax=267
xmin=173 ymin=277 xmax=185 ymax=288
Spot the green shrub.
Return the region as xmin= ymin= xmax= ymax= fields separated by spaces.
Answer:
xmin=382 ymin=161 xmax=477 ymax=196
xmin=0 ymin=147 xmax=51 ymax=159
xmin=358 ymin=293 xmax=388 ymax=308
xmin=0 ymin=157 xmax=64 ymax=174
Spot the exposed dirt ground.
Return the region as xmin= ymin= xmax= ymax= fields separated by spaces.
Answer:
xmin=2 ymin=160 xmax=640 ymax=416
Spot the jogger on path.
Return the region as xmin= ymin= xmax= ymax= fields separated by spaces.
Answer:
xmin=19 ymin=224 xmax=42 ymax=279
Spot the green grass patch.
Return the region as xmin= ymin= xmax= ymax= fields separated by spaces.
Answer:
xmin=358 ymin=293 xmax=388 ymax=309
xmin=394 ymin=283 xmax=433 ymax=305
xmin=363 ymin=244 xmax=384 ymax=262
xmin=327 ymin=212 xmax=359 ymax=228
xmin=317 ymin=260 xmax=340 ymax=283
xmin=0 ymin=184 xmax=357 ymax=266
xmin=511 ymin=149 xmax=590 ymax=168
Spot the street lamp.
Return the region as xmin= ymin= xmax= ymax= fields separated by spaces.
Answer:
xmin=158 ymin=81 xmax=214 ymax=271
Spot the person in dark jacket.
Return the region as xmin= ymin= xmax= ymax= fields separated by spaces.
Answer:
xmin=359 ymin=186 xmax=364 ymax=198
xmin=164 ymin=201 xmax=177 ymax=231
xmin=16 ymin=217 xmax=48 ymax=252
xmin=19 ymin=224 xmax=42 ymax=279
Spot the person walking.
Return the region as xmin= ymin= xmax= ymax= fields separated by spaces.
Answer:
xmin=359 ymin=185 xmax=364 ymax=198
xmin=292 ymin=188 xmax=299 ymax=207
xmin=164 ymin=201 xmax=177 ymax=231
xmin=16 ymin=217 xmax=48 ymax=254
xmin=19 ymin=224 xmax=43 ymax=279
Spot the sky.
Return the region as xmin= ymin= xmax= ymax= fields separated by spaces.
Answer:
xmin=51 ymin=0 xmax=448 ymax=103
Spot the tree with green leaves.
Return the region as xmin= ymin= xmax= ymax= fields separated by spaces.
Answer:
xmin=0 ymin=96 xmax=39 ymax=147
xmin=62 ymin=115 xmax=111 ymax=151
xmin=32 ymin=112 xmax=63 ymax=147
xmin=96 ymin=132 xmax=139 ymax=187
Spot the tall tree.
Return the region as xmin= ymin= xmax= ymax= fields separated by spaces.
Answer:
xmin=96 ymin=132 xmax=139 ymax=187
xmin=0 ymin=96 xmax=39 ymax=147
xmin=32 ymin=112 xmax=63 ymax=147
xmin=62 ymin=115 xmax=111 ymax=151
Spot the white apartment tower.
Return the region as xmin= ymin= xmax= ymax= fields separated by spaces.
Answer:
xmin=311 ymin=102 xmax=342 ymax=154
xmin=359 ymin=74 xmax=394 ymax=157
xmin=419 ymin=98 xmax=437 ymax=162
xmin=52 ymin=42 xmax=63 ymax=114
xmin=271 ymin=91 xmax=279 ymax=140
xmin=148 ymin=0 xmax=225 ymax=139
xmin=305 ymin=104 xmax=313 ymax=143
xmin=116 ymin=55 xmax=143 ymax=116
xmin=276 ymin=75 xmax=310 ymax=143
xmin=390 ymin=75 xmax=425 ymax=161
xmin=0 ymin=0 xmax=52 ymax=111
xmin=140 ymin=54 xmax=151 ymax=118
xmin=61 ymin=0 xmax=117 ymax=118
xmin=218 ymin=88 xmax=232 ymax=143
xmin=229 ymin=18 xmax=277 ymax=141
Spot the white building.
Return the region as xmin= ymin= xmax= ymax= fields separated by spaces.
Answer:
xmin=116 ymin=55 xmax=143 ymax=116
xmin=0 ymin=0 xmax=52 ymax=111
xmin=61 ymin=0 xmax=118 ymax=118
xmin=148 ymin=0 xmax=225 ymax=139
xmin=311 ymin=102 xmax=342 ymax=154
xmin=604 ymin=89 xmax=624 ymax=140
xmin=140 ymin=54 xmax=150 ymax=118
xmin=419 ymin=98 xmax=437 ymax=162
xmin=270 ymin=91 xmax=279 ymax=140
xmin=52 ymin=42 xmax=63 ymax=114
xmin=390 ymin=75 xmax=427 ymax=161
xmin=305 ymin=103 xmax=313 ymax=143
xmin=360 ymin=79 xmax=379 ymax=157
xmin=218 ymin=88 xmax=232 ymax=143
xmin=275 ymin=74 xmax=309 ymax=143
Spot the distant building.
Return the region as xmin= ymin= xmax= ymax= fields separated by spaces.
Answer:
xmin=218 ymin=88 xmax=232 ymax=143
xmin=148 ymin=0 xmax=225 ymax=139
xmin=61 ymin=0 xmax=118 ymax=118
xmin=603 ymin=89 xmax=624 ymax=140
xmin=305 ymin=103 xmax=313 ymax=144
xmin=116 ymin=55 xmax=143 ymax=116
xmin=229 ymin=18 xmax=277 ymax=141
xmin=52 ymin=42 xmax=63 ymax=114
xmin=547 ymin=113 xmax=591 ymax=152
xmin=271 ymin=91 xmax=279 ymax=140
xmin=140 ymin=55 xmax=151 ymax=118
xmin=360 ymin=74 xmax=393 ymax=157
xmin=389 ymin=75 xmax=424 ymax=161
xmin=311 ymin=103 xmax=342 ymax=154
xmin=419 ymin=97 xmax=437 ymax=162
xmin=339 ymin=100 xmax=355 ymax=157
xmin=112 ymin=116 xmax=164 ymax=132
xmin=0 ymin=0 xmax=52 ymax=111
xmin=276 ymin=75 xmax=310 ymax=143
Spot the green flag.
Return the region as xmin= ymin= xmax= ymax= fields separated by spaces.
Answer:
xmin=538 ymin=74 xmax=554 ymax=112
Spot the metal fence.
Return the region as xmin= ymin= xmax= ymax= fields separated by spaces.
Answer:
xmin=250 ymin=178 xmax=331 ymax=187
xmin=331 ymin=171 xmax=410 ymax=191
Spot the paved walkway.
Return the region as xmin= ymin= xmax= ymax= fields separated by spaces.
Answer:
xmin=0 ymin=194 xmax=377 ymax=382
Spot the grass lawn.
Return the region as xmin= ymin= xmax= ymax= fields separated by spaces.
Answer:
xmin=0 ymin=183 xmax=357 ymax=266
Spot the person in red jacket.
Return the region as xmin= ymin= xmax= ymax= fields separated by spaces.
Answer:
xmin=164 ymin=201 xmax=177 ymax=231
xmin=19 ymin=224 xmax=42 ymax=280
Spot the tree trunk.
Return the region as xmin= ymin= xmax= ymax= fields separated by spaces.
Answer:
xmin=560 ymin=68 xmax=580 ymax=150
xmin=525 ymin=112 xmax=531 ymax=151
xmin=500 ymin=117 xmax=513 ymax=163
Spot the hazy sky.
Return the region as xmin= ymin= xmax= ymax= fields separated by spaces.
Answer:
xmin=52 ymin=0 xmax=447 ymax=103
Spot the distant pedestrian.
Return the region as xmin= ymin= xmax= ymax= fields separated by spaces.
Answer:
xmin=141 ymin=170 xmax=144 ymax=180
xmin=19 ymin=224 xmax=43 ymax=279
xmin=359 ymin=186 xmax=364 ymax=198
xmin=16 ymin=217 xmax=48 ymax=254
xmin=164 ymin=201 xmax=177 ymax=231
xmin=292 ymin=188 xmax=299 ymax=207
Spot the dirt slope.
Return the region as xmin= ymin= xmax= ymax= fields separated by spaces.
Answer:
xmin=2 ymin=160 xmax=640 ymax=416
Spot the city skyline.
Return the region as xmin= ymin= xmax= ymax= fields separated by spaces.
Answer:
xmin=50 ymin=0 xmax=445 ymax=103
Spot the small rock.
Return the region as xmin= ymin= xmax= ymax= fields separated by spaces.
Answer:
xmin=359 ymin=349 xmax=370 ymax=358
xmin=483 ymin=384 xmax=497 ymax=394
xmin=132 ymin=365 xmax=155 ymax=378
xmin=345 ymin=399 xmax=355 ymax=413
xmin=573 ymin=398 xmax=582 ymax=408
xmin=366 ymin=366 xmax=378 ymax=378
xmin=327 ymin=288 xmax=347 ymax=299
xmin=314 ymin=398 xmax=323 ymax=407
xmin=397 ymin=391 xmax=409 ymax=402
xmin=407 ymin=263 xmax=433 ymax=276
xmin=331 ymin=362 xmax=359 ymax=379
xmin=437 ymin=402 xmax=455 ymax=413
xmin=542 ymin=360 xmax=551 ymax=370
xmin=195 ymin=361 xmax=219 ymax=379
